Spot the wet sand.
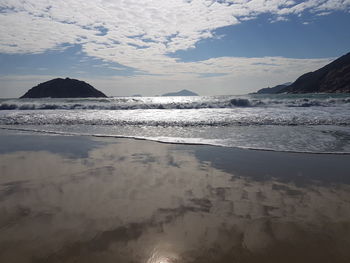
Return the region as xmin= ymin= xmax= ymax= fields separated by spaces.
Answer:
xmin=0 ymin=130 xmax=350 ymax=263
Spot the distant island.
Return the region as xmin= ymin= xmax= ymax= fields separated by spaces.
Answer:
xmin=255 ymin=52 xmax=350 ymax=94
xmin=162 ymin=89 xmax=199 ymax=96
xmin=20 ymin=78 xmax=107 ymax=98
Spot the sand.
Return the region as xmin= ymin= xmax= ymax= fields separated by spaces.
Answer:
xmin=0 ymin=129 xmax=350 ymax=263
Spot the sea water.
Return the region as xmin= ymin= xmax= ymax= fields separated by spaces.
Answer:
xmin=0 ymin=93 xmax=349 ymax=153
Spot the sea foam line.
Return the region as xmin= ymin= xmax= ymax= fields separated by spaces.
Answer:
xmin=1 ymin=126 xmax=349 ymax=155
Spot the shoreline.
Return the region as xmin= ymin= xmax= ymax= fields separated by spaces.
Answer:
xmin=0 ymin=129 xmax=350 ymax=262
xmin=1 ymin=125 xmax=350 ymax=155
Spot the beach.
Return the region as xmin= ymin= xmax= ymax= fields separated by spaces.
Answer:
xmin=0 ymin=129 xmax=350 ymax=263
xmin=1 ymin=0 xmax=350 ymax=262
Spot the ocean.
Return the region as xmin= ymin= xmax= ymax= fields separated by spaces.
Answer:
xmin=1 ymin=93 xmax=350 ymax=153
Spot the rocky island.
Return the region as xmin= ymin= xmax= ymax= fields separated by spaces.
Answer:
xmin=20 ymin=78 xmax=107 ymax=98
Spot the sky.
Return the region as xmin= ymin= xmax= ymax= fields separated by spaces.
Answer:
xmin=0 ymin=0 xmax=350 ymax=97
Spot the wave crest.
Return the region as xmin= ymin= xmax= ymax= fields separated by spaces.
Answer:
xmin=1 ymin=96 xmax=350 ymax=111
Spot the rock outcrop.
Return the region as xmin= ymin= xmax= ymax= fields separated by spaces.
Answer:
xmin=255 ymin=83 xmax=291 ymax=94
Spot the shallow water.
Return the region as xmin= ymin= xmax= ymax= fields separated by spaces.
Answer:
xmin=1 ymin=93 xmax=350 ymax=153
xmin=0 ymin=131 xmax=349 ymax=263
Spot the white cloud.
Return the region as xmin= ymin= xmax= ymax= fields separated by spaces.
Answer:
xmin=0 ymin=11 xmax=98 ymax=54
xmin=0 ymin=1 xmax=348 ymax=55
xmin=0 ymin=0 xmax=348 ymax=95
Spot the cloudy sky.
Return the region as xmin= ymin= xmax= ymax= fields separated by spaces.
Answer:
xmin=0 ymin=0 xmax=350 ymax=97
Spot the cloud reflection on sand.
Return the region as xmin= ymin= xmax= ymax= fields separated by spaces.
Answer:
xmin=0 ymin=137 xmax=350 ymax=263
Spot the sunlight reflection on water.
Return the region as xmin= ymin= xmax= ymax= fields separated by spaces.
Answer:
xmin=147 ymin=245 xmax=178 ymax=263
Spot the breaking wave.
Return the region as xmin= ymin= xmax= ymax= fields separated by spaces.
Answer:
xmin=0 ymin=109 xmax=349 ymax=126
xmin=1 ymin=94 xmax=349 ymax=154
xmin=0 ymin=95 xmax=350 ymax=110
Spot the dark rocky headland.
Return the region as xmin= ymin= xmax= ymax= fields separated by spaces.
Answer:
xmin=20 ymin=78 xmax=107 ymax=98
xmin=255 ymin=52 xmax=350 ymax=94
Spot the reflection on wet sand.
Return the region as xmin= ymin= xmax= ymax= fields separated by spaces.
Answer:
xmin=0 ymin=135 xmax=350 ymax=263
